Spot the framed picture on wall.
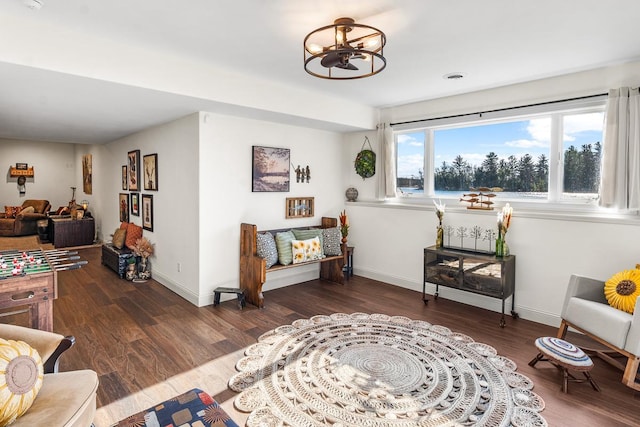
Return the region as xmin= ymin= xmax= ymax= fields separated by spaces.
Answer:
xmin=128 ymin=149 xmax=140 ymax=191
xmin=143 ymin=153 xmax=158 ymax=191
xmin=142 ymin=194 xmax=153 ymax=231
xmin=122 ymin=165 xmax=128 ymax=190
xmin=251 ymin=146 xmax=290 ymax=192
xmin=119 ymin=193 xmax=129 ymax=223
xmin=130 ymin=192 xmax=140 ymax=216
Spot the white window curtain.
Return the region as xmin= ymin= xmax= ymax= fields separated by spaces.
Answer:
xmin=599 ymin=87 xmax=640 ymax=210
xmin=379 ymin=123 xmax=396 ymax=198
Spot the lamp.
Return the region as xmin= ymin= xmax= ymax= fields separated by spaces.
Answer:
xmin=304 ymin=17 xmax=386 ymax=80
xmin=81 ymin=200 xmax=89 ymax=210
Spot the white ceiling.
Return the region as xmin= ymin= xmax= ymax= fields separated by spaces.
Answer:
xmin=1 ymin=0 xmax=640 ymax=144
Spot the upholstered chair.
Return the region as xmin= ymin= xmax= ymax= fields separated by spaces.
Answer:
xmin=558 ymin=274 xmax=640 ymax=390
xmin=0 ymin=324 xmax=99 ymax=426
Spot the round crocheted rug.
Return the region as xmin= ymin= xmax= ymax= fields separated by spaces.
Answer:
xmin=228 ymin=313 xmax=546 ymax=427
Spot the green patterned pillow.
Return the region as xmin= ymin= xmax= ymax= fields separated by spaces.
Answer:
xmin=292 ymin=228 xmax=324 ymax=255
xmin=275 ymin=231 xmax=296 ymax=266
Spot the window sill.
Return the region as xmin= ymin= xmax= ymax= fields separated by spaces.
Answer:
xmin=347 ymin=197 xmax=640 ymax=225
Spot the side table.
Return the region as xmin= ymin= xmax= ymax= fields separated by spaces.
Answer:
xmin=50 ymin=217 xmax=95 ymax=248
xmin=343 ymin=246 xmax=354 ymax=279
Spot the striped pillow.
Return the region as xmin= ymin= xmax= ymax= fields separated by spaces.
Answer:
xmin=275 ymin=231 xmax=296 ymax=266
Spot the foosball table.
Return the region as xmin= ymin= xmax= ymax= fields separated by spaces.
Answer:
xmin=0 ymin=248 xmax=87 ymax=332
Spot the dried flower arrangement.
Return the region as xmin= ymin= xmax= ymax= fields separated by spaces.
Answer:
xmin=339 ymin=210 xmax=349 ymax=238
xmin=133 ymin=237 xmax=154 ymax=259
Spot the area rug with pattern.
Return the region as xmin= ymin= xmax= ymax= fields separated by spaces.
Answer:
xmin=229 ymin=313 xmax=547 ymax=427
xmin=113 ymin=388 xmax=238 ymax=427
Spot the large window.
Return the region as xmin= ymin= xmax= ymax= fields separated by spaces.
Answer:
xmin=395 ymin=101 xmax=605 ymax=205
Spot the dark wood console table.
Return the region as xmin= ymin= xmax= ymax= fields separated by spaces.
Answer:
xmin=50 ymin=218 xmax=95 ymax=248
xmin=423 ymin=245 xmax=517 ymax=327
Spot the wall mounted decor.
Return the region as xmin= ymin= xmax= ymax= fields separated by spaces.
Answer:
xmin=130 ymin=193 xmax=140 ymax=216
xmin=121 ymin=165 xmax=128 ymax=190
xmin=119 ymin=193 xmax=129 ymax=223
xmin=355 ymin=136 xmax=376 ymax=179
xmin=143 ymin=153 xmax=158 ymax=191
xmin=82 ymin=154 xmax=92 ymax=194
xmin=252 ymin=146 xmax=290 ymax=192
xmin=128 ymin=150 xmax=140 ymax=191
xmin=142 ymin=194 xmax=154 ymax=231
xmin=286 ymin=197 xmax=314 ymax=218
xmin=293 ymin=164 xmax=311 ymax=183
xmin=9 ymin=166 xmax=34 ymax=177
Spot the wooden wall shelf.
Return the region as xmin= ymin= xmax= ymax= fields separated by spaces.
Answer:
xmin=286 ymin=197 xmax=314 ymax=218
xmin=10 ymin=166 xmax=34 ymax=177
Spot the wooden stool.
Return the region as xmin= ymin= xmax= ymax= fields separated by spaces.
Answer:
xmin=529 ymin=336 xmax=600 ymax=393
xmin=213 ymin=287 xmax=246 ymax=310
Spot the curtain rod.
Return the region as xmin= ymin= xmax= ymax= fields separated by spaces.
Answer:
xmin=389 ymin=92 xmax=608 ymax=127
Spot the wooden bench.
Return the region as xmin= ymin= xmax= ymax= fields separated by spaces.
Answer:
xmin=240 ymin=217 xmax=346 ymax=308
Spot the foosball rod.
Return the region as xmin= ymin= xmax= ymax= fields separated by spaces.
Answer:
xmin=53 ymin=261 xmax=88 ymax=271
xmin=48 ymin=256 xmax=81 ymax=264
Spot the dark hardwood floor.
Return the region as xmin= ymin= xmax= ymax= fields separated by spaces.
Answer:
xmin=4 ymin=246 xmax=640 ymax=426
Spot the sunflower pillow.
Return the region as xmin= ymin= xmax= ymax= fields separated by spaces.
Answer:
xmin=604 ymin=267 xmax=640 ymax=314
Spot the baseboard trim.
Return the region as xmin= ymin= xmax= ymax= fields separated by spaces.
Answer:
xmin=355 ymin=267 xmax=561 ymax=328
xmin=152 ymin=271 xmax=203 ymax=306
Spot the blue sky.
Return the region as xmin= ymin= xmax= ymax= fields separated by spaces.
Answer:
xmin=396 ymin=113 xmax=604 ymax=178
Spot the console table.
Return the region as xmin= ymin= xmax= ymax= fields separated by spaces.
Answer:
xmin=423 ymin=246 xmax=517 ymax=327
xmin=50 ymin=218 xmax=95 ymax=248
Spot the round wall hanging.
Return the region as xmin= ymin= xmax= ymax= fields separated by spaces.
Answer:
xmin=17 ymin=176 xmax=26 ymax=186
xmin=355 ymin=136 xmax=376 ymax=179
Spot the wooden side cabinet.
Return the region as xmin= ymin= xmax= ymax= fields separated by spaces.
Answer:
xmin=50 ymin=218 xmax=95 ymax=248
xmin=423 ymin=245 xmax=517 ymax=327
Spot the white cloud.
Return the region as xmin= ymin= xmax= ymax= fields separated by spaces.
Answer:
xmin=505 ymin=139 xmax=549 ymax=148
xmin=397 ymin=134 xmax=424 ymax=147
xmin=526 ymin=118 xmax=551 ymax=142
xmin=564 ymin=112 xmax=604 ymax=140
xmin=397 ymin=153 xmax=424 ymax=177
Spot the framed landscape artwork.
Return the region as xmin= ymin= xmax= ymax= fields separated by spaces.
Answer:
xmin=142 ymin=194 xmax=154 ymax=231
xmin=122 ymin=165 xmax=128 ymax=190
xmin=119 ymin=193 xmax=129 ymax=223
xmin=252 ymin=146 xmax=290 ymax=192
xmin=130 ymin=192 xmax=140 ymax=216
xmin=128 ymin=149 xmax=140 ymax=191
xmin=143 ymin=153 xmax=158 ymax=191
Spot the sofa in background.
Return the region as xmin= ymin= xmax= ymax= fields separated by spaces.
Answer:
xmin=0 ymin=199 xmax=51 ymax=237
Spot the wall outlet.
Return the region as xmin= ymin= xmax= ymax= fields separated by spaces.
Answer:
xmin=177 ymin=262 xmax=181 ymax=272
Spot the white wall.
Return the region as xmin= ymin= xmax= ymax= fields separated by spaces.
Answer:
xmin=105 ymin=114 xmax=200 ymax=302
xmin=0 ymin=138 xmax=76 ymax=208
xmin=199 ymin=112 xmax=346 ymax=305
xmin=102 ymin=112 xmax=345 ymax=307
xmin=343 ymin=61 xmax=640 ymax=327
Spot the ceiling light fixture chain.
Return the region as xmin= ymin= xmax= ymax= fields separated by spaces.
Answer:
xmin=304 ymin=17 xmax=387 ymax=80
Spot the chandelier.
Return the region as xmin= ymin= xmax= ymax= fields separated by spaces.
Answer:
xmin=304 ymin=17 xmax=386 ymax=80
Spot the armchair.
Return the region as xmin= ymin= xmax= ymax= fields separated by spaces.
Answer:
xmin=0 ymin=324 xmax=98 ymax=427
xmin=0 ymin=199 xmax=51 ymax=237
xmin=558 ymin=274 xmax=640 ymax=391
